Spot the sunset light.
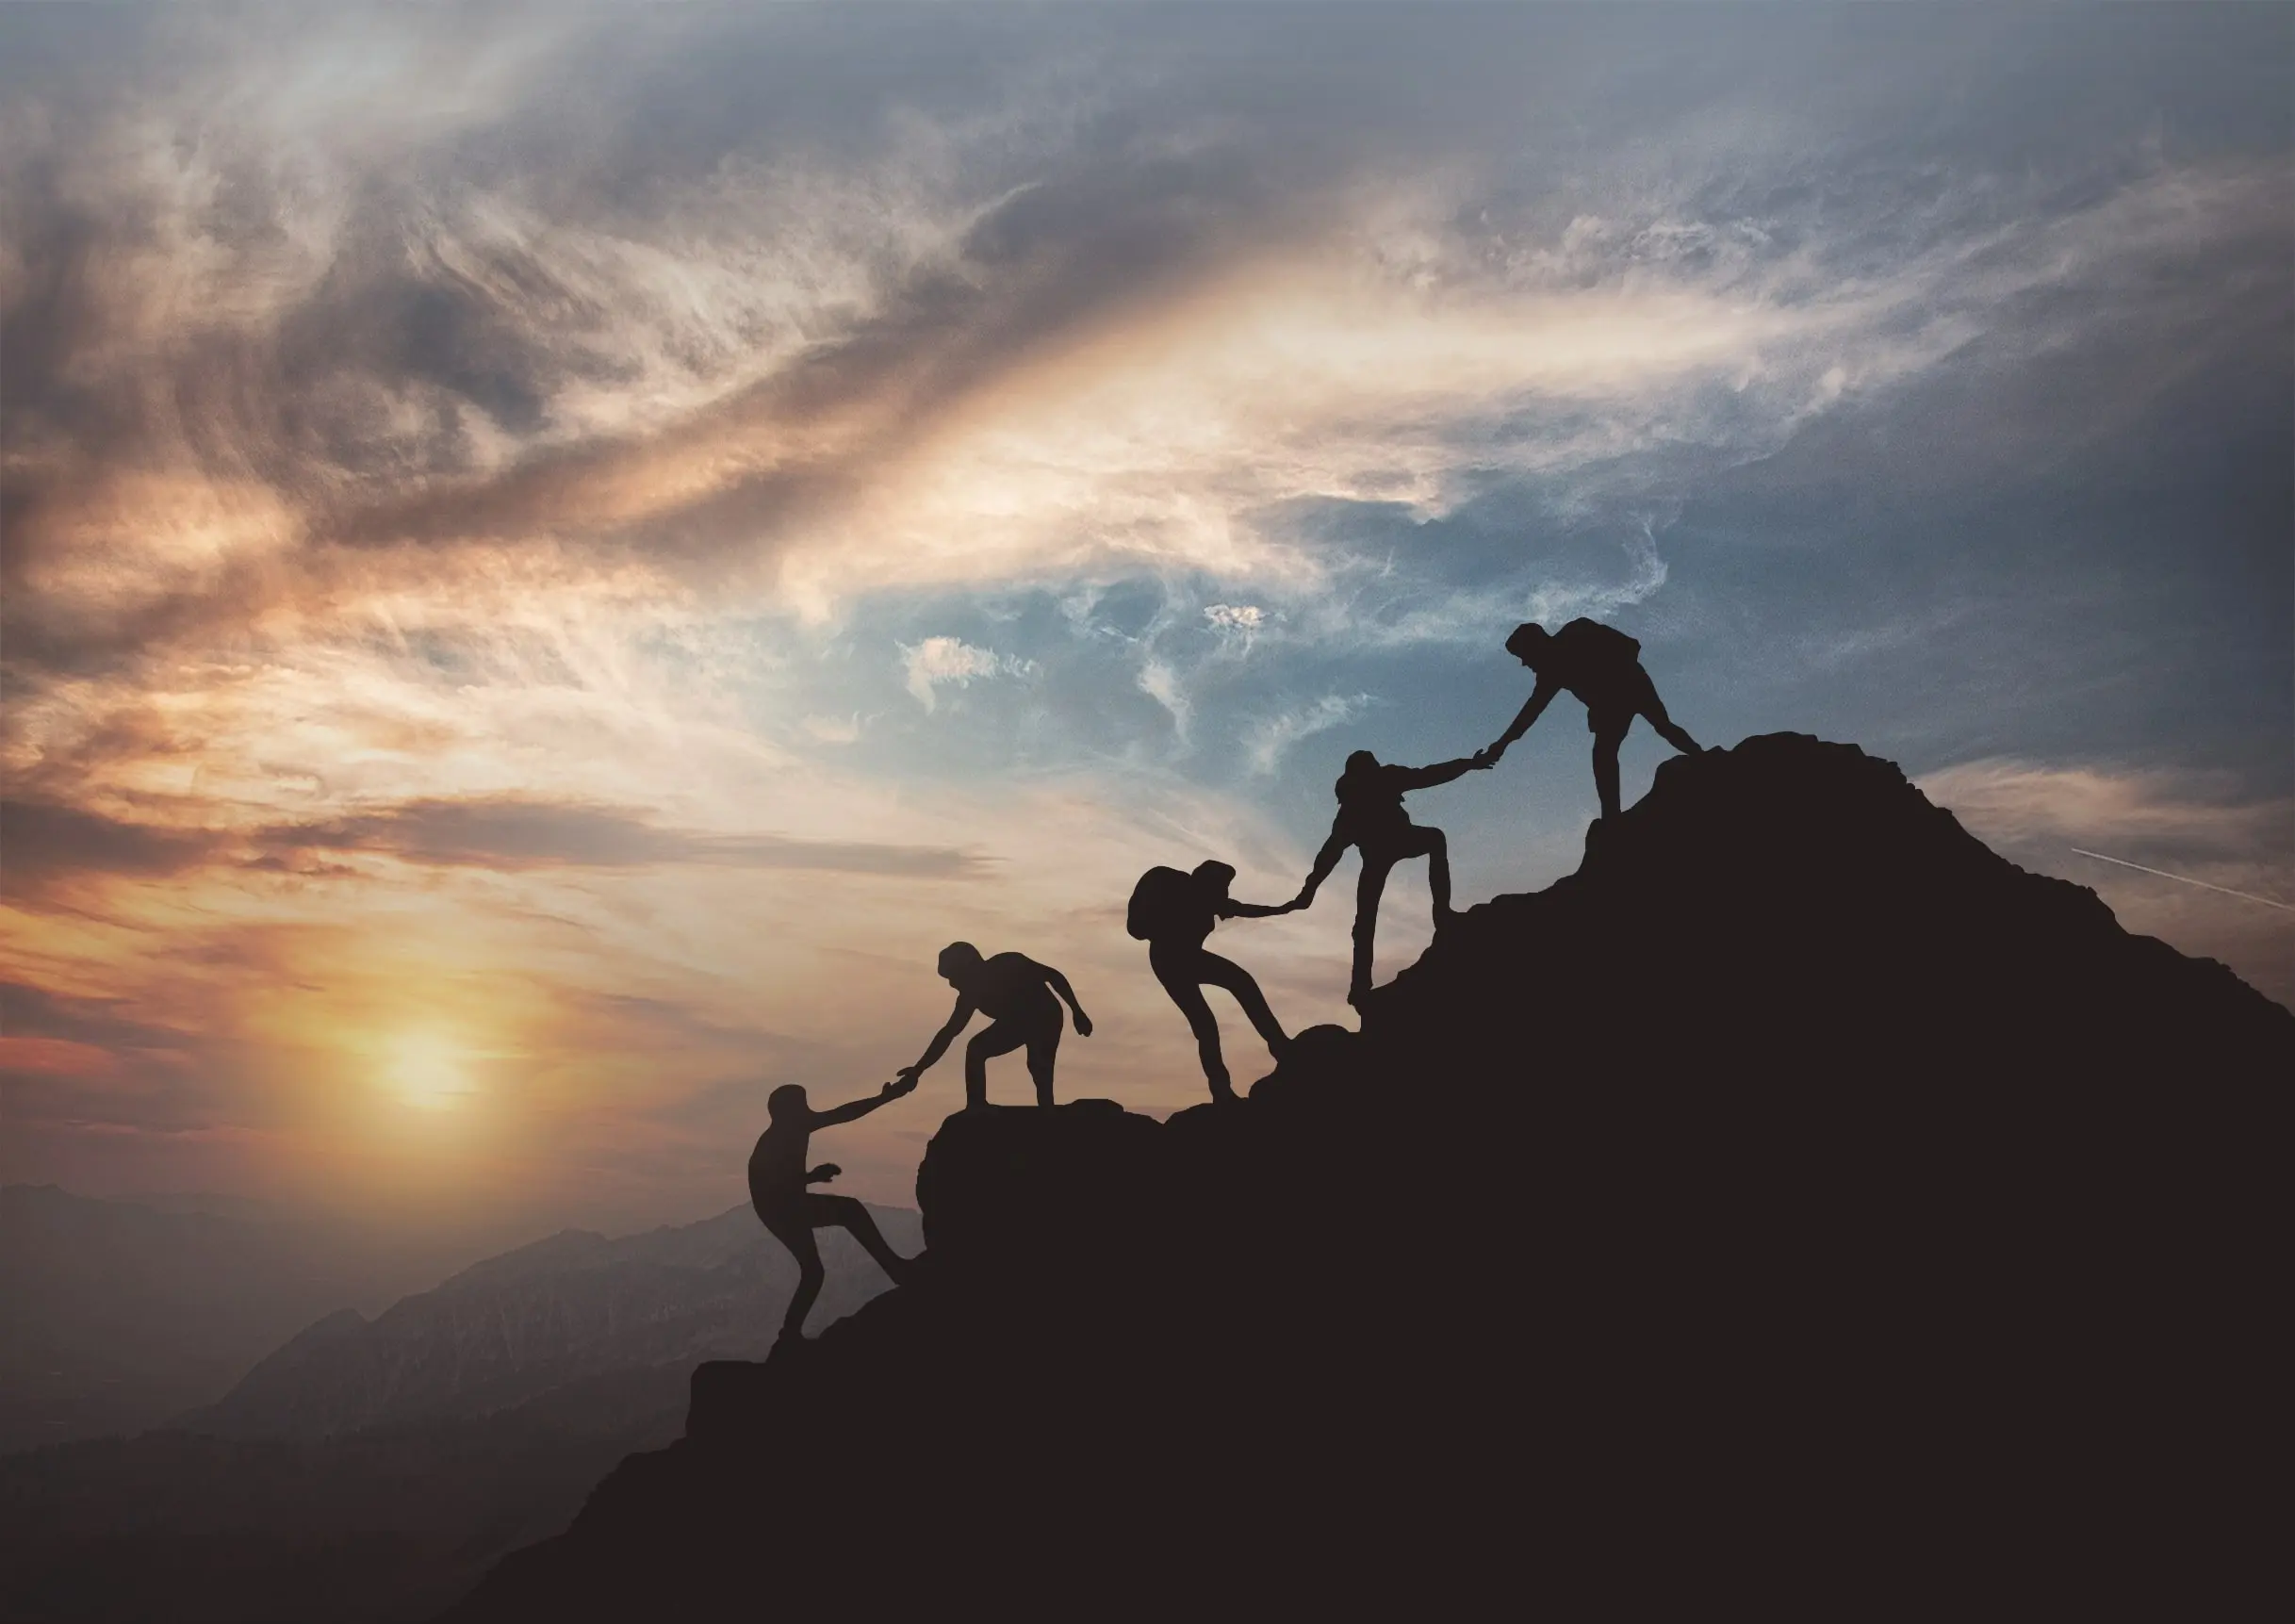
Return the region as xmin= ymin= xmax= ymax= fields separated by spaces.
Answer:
xmin=381 ymin=1030 xmax=476 ymax=1113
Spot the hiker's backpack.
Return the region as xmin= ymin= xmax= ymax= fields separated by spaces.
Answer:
xmin=1558 ymin=617 xmax=1642 ymax=668
xmin=1126 ymin=866 xmax=1198 ymax=941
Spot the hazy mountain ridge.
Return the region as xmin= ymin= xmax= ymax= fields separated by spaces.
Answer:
xmin=199 ymin=1206 xmax=919 ymax=1439
xmin=0 ymin=1186 xmax=454 ymax=1454
xmin=0 ymin=1195 xmax=917 ymax=1622
xmin=450 ymin=734 xmax=2288 ymax=1618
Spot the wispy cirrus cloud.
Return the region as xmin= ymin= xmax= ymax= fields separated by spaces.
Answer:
xmin=1918 ymin=760 xmax=2291 ymax=859
xmin=900 ymin=636 xmax=1034 ymax=712
xmin=1242 ymin=695 xmax=1375 ymax=776
xmin=13 ymin=3 xmax=2280 ymax=692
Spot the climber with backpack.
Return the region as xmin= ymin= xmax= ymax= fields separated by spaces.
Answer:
xmin=1482 ymin=618 xmax=1704 ymax=824
xmin=1127 ymin=861 xmax=1298 ymax=1104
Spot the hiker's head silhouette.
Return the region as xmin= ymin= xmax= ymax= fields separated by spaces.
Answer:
xmin=1505 ymin=622 xmax=1551 ymax=667
xmin=1190 ymin=860 xmax=1237 ymax=894
xmin=1337 ymin=749 xmax=1380 ymax=796
xmin=767 ymin=1083 xmax=808 ymax=1122
xmin=937 ymin=941 xmax=984 ymax=985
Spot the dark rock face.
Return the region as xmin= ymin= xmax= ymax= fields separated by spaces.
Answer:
xmin=447 ymin=736 xmax=2287 ymax=1618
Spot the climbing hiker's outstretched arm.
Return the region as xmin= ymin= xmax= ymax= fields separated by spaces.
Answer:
xmin=1039 ymin=962 xmax=1093 ymax=1037
xmin=1488 ymin=680 xmax=1560 ymax=757
xmin=904 ymin=998 xmax=976 ymax=1078
xmin=1220 ymin=895 xmax=1298 ymax=919
xmin=1392 ymin=755 xmax=1485 ymax=791
xmin=1292 ymin=827 xmax=1351 ymax=908
xmin=815 ymin=1078 xmax=909 ymax=1126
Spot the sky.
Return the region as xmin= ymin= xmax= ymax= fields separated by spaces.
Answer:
xmin=3 ymin=5 xmax=2288 ymax=1250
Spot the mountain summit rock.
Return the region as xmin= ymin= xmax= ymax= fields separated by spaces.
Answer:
xmin=448 ymin=735 xmax=2287 ymax=1617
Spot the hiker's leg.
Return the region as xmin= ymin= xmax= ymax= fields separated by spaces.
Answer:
xmin=1590 ymin=720 xmax=1630 ymax=821
xmin=1417 ymin=826 xmax=1453 ymax=921
xmin=1024 ymin=1013 xmax=1063 ymax=1107
xmin=966 ymin=1021 xmax=1026 ymax=1109
xmin=812 ymin=1193 xmax=910 ymax=1284
xmin=1641 ymin=693 xmax=1702 ymax=756
xmin=1155 ymin=949 xmax=1231 ymax=1096
xmin=1201 ymin=951 xmax=1287 ymax=1059
xmin=765 ymin=1216 xmax=825 ymax=1338
xmin=1352 ymin=855 xmax=1395 ymax=1002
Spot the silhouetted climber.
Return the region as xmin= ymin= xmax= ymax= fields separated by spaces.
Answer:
xmin=1484 ymin=619 xmax=1703 ymax=823
xmin=1128 ymin=861 xmax=1297 ymax=1103
xmin=1294 ymin=749 xmax=1490 ymax=1007
xmin=901 ymin=943 xmax=1093 ymax=1108
xmin=748 ymin=1078 xmax=918 ymax=1345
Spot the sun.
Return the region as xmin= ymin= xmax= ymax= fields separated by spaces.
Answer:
xmin=383 ymin=1030 xmax=475 ymax=1111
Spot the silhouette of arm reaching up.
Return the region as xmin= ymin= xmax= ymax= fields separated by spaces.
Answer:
xmin=1487 ymin=679 xmax=1561 ymax=761
xmin=812 ymin=1077 xmax=911 ymax=1128
xmin=1219 ymin=895 xmax=1299 ymax=919
xmin=903 ymin=997 xmax=977 ymax=1081
xmin=1291 ymin=826 xmax=1352 ymax=909
xmin=1390 ymin=755 xmax=1487 ymax=792
xmin=1036 ymin=960 xmax=1094 ymax=1038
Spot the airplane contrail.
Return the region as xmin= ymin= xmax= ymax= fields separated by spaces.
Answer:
xmin=2068 ymin=848 xmax=2294 ymax=912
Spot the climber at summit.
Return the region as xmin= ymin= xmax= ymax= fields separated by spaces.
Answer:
xmin=900 ymin=943 xmax=1093 ymax=1108
xmin=1482 ymin=618 xmax=1703 ymax=824
xmin=1293 ymin=747 xmax=1493 ymax=1008
xmin=748 ymin=1077 xmax=919 ymax=1346
xmin=1127 ymin=861 xmax=1296 ymax=1104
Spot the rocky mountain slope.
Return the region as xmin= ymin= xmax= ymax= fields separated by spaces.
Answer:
xmin=448 ymin=735 xmax=2288 ymax=1618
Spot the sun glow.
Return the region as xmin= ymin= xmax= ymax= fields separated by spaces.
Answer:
xmin=383 ymin=1030 xmax=476 ymax=1111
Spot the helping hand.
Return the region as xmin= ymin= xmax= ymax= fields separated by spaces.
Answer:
xmin=810 ymin=1162 xmax=842 ymax=1183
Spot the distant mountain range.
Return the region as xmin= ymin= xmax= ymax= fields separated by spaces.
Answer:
xmin=198 ymin=1204 xmax=921 ymax=1439
xmin=0 ymin=1185 xmax=450 ymax=1454
xmin=0 ymin=1195 xmax=917 ymax=1623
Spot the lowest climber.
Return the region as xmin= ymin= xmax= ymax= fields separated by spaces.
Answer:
xmin=748 ymin=1077 xmax=919 ymax=1345
xmin=1293 ymin=747 xmax=1492 ymax=1008
xmin=1128 ymin=861 xmax=1296 ymax=1103
xmin=1482 ymin=618 xmax=1703 ymax=823
xmin=901 ymin=943 xmax=1094 ymax=1108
